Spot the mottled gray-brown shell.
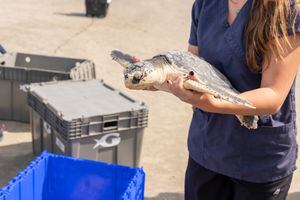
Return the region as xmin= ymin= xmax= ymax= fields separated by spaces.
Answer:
xmin=154 ymin=51 xmax=259 ymax=129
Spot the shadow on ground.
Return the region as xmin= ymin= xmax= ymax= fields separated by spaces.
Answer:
xmin=0 ymin=120 xmax=30 ymax=133
xmin=145 ymin=192 xmax=300 ymax=200
xmin=288 ymin=192 xmax=300 ymax=200
xmin=54 ymin=12 xmax=87 ymax=18
xmin=145 ymin=193 xmax=184 ymax=200
xmin=0 ymin=142 xmax=35 ymax=187
xmin=54 ymin=12 xmax=106 ymax=19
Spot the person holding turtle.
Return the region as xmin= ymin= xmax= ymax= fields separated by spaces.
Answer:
xmin=111 ymin=0 xmax=299 ymax=198
xmin=166 ymin=0 xmax=300 ymax=199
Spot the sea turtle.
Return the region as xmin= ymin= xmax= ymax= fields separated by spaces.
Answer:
xmin=111 ymin=50 xmax=259 ymax=129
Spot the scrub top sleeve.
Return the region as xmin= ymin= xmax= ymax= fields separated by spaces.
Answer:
xmin=288 ymin=2 xmax=300 ymax=35
xmin=188 ymin=0 xmax=203 ymax=46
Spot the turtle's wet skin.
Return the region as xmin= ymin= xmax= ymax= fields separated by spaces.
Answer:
xmin=111 ymin=50 xmax=259 ymax=129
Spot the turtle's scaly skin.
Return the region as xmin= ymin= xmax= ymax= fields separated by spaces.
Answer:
xmin=111 ymin=50 xmax=259 ymax=129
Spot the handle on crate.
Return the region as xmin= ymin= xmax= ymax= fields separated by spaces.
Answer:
xmin=103 ymin=120 xmax=118 ymax=131
xmin=85 ymin=119 xmax=118 ymax=135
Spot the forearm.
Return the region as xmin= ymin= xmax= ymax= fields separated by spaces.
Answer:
xmin=195 ymin=88 xmax=282 ymax=115
xmin=194 ymin=46 xmax=300 ymax=116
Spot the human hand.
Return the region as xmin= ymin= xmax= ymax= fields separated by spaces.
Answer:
xmin=167 ymin=75 xmax=199 ymax=104
xmin=167 ymin=75 xmax=215 ymax=110
xmin=131 ymin=56 xmax=140 ymax=63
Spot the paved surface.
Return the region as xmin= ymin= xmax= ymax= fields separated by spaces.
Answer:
xmin=0 ymin=0 xmax=299 ymax=199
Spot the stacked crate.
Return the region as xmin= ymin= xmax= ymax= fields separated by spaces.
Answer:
xmin=25 ymin=80 xmax=148 ymax=167
xmin=0 ymin=52 xmax=95 ymax=122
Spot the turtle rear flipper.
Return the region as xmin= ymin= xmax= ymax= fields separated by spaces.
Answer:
xmin=236 ymin=115 xmax=259 ymax=129
xmin=183 ymin=79 xmax=256 ymax=109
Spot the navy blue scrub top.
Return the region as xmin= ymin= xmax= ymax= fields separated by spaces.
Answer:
xmin=188 ymin=0 xmax=300 ymax=183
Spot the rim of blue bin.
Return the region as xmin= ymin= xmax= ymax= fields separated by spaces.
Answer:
xmin=0 ymin=151 xmax=145 ymax=199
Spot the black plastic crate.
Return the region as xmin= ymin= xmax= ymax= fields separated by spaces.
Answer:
xmin=0 ymin=52 xmax=96 ymax=122
xmin=85 ymin=0 xmax=110 ymax=17
xmin=25 ymin=80 xmax=148 ymax=167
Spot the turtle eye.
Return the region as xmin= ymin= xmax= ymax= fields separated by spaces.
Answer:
xmin=124 ymin=74 xmax=129 ymax=79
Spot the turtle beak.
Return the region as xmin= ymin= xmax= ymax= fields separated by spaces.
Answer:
xmin=132 ymin=77 xmax=141 ymax=84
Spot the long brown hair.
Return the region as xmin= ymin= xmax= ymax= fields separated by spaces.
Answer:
xmin=245 ymin=0 xmax=299 ymax=73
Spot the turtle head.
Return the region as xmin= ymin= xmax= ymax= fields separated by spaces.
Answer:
xmin=123 ymin=61 xmax=159 ymax=90
xmin=111 ymin=50 xmax=161 ymax=90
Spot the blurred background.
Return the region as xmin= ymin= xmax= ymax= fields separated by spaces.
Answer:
xmin=0 ymin=0 xmax=299 ymax=199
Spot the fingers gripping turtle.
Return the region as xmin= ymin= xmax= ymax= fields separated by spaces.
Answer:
xmin=111 ymin=50 xmax=259 ymax=129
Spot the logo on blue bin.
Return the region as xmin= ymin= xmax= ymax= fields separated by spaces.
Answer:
xmin=93 ymin=133 xmax=121 ymax=149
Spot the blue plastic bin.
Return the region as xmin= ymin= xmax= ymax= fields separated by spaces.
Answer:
xmin=0 ymin=152 xmax=145 ymax=200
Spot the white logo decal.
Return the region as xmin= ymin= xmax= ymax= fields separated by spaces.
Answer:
xmin=93 ymin=133 xmax=121 ymax=149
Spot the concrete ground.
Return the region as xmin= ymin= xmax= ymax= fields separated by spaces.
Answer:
xmin=0 ymin=0 xmax=299 ymax=199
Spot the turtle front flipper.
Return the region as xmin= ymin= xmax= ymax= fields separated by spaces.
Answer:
xmin=183 ymin=79 xmax=256 ymax=109
xmin=111 ymin=50 xmax=137 ymax=68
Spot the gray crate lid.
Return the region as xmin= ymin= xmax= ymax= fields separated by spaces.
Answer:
xmin=0 ymin=52 xmax=96 ymax=82
xmin=26 ymin=80 xmax=146 ymax=121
